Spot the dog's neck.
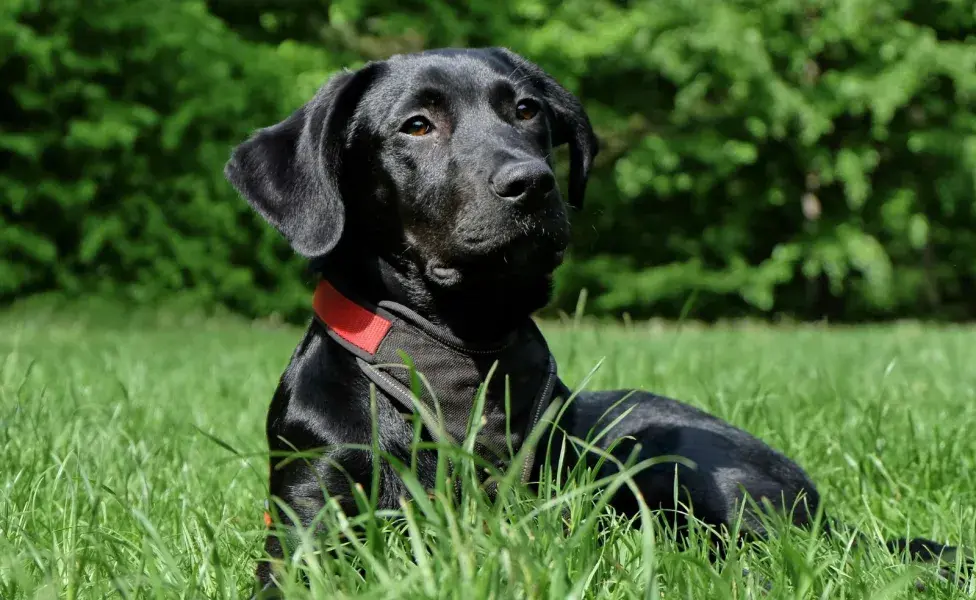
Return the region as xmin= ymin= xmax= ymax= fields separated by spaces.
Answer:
xmin=311 ymin=277 xmax=559 ymax=486
xmin=315 ymin=251 xmax=550 ymax=345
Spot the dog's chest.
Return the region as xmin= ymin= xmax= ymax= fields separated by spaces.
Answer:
xmin=313 ymin=280 xmax=559 ymax=481
xmin=365 ymin=322 xmax=556 ymax=466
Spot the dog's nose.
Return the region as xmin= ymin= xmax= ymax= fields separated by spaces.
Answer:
xmin=490 ymin=162 xmax=556 ymax=204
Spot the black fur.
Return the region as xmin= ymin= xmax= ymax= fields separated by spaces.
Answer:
xmin=225 ymin=47 xmax=965 ymax=593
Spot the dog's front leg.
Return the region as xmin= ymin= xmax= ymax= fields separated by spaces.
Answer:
xmin=250 ymin=328 xmax=442 ymax=595
xmin=257 ymin=445 xmax=396 ymax=594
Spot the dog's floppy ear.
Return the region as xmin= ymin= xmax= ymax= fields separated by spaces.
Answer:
xmin=224 ymin=64 xmax=382 ymax=258
xmin=489 ymin=48 xmax=599 ymax=209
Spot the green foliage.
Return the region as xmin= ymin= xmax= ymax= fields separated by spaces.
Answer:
xmin=2 ymin=0 xmax=975 ymax=321
xmin=0 ymin=0 xmax=339 ymax=320
xmin=525 ymin=0 xmax=976 ymax=321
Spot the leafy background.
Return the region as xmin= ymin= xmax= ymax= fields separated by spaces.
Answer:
xmin=3 ymin=0 xmax=975 ymax=323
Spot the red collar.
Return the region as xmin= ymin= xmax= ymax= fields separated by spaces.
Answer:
xmin=312 ymin=280 xmax=391 ymax=355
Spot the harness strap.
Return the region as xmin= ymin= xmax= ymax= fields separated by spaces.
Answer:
xmin=311 ymin=279 xmax=557 ymax=485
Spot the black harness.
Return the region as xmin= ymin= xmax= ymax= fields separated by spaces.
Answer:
xmin=313 ymin=280 xmax=559 ymax=484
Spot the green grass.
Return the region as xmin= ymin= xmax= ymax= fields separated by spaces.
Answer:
xmin=2 ymin=303 xmax=975 ymax=599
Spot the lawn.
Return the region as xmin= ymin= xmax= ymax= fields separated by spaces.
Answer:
xmin=1 ymin=302 xmax=975 ymax=599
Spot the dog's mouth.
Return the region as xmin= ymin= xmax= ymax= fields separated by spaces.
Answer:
xmin=415 ymin=203 xmax=570 ymax=290
xmin=426 ymin=247 xmax=566 ymax=289
xmin=426 ymin=263 xmax=464 ymax=287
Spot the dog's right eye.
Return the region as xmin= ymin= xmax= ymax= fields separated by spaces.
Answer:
xmin=400 ymin=117 xmax=434 ymax=136
xmin=515 ymin=99 xmax=541 ymax=121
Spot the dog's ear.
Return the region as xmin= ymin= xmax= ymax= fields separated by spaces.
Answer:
xmin=488 ymin=48 xmax=599 ymax=209
xmin=224 ymin=64 xmax=382 ymax=258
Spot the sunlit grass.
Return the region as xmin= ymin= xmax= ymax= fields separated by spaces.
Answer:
xmin=1 ymin=302 xmax=975 ymax=598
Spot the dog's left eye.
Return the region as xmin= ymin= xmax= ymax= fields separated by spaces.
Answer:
xmin=516 ymin=100 xmax=540 ymax=121
xmin=401 ymin=116 xmax=434 ymax=136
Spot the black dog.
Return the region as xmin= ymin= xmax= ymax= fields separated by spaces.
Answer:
xmin=225 ymin=47 xmax=964 ymax=592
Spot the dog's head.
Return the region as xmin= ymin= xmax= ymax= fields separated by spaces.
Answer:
xmin=226 ymin=48 xmax=597 ymax=323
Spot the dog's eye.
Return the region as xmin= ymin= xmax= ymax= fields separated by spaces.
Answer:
xmin=515 ymin=100 xmax=540 ymax=121
xmin=401 ymin=117 xmax=434 ymax=136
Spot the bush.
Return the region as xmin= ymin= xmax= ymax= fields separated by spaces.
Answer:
xmin=3 ymin=0 xmax=975 ymax=322
xmin=536 ymin=0 xmax=976 ymax=321
xmin=0 ymin=0 xmax=339 ymax=320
